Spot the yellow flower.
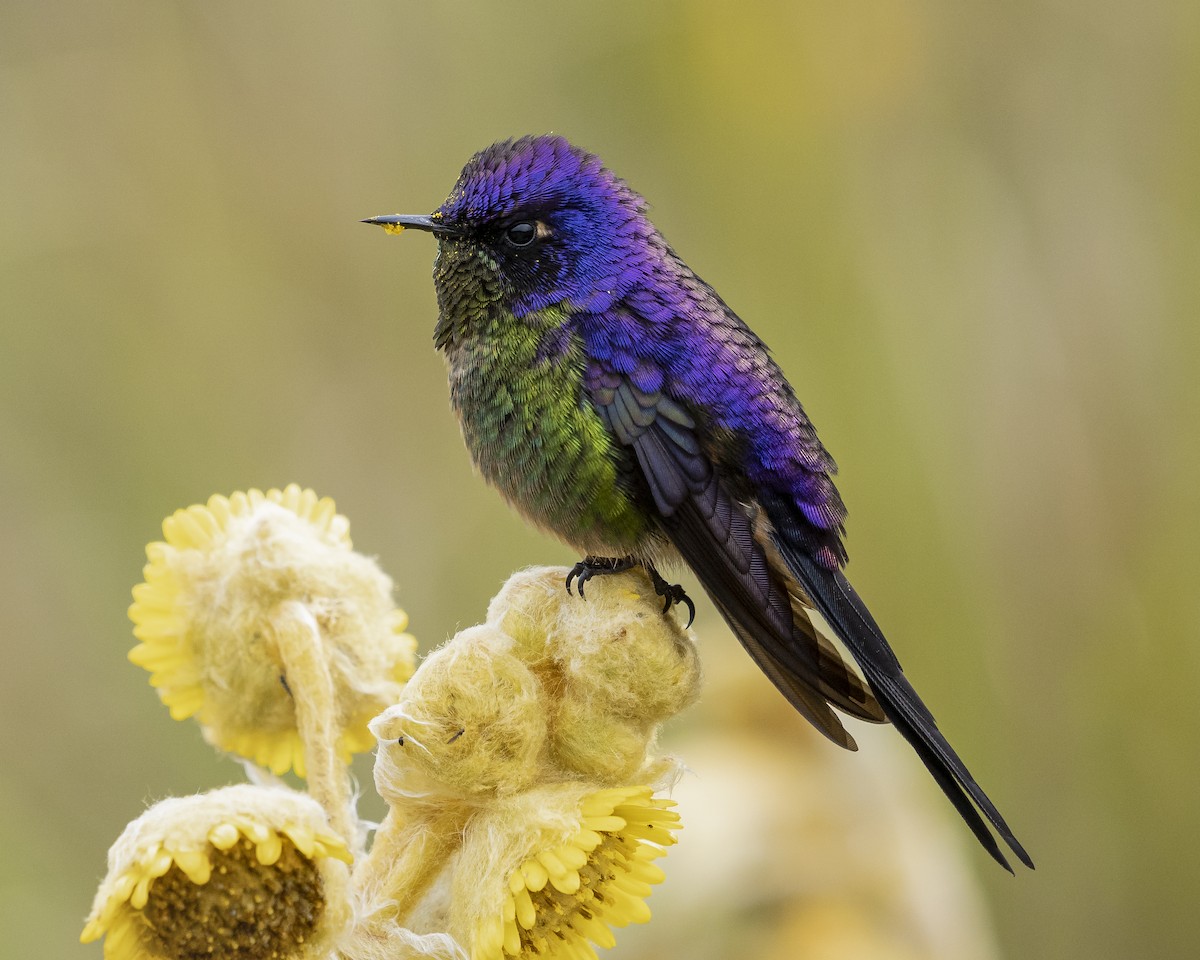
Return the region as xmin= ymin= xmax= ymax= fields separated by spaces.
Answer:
xmin=463 ymin=785 xmax=680 ymax=960
xmin=81 ymin=785 xmax=353 ymax=960
xmin=127 ymin=485 xmax=416 ymax=777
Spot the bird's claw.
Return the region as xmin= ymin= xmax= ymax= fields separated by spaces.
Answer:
xmin=565 ymin=556 xmax=636 ymax=600
xmin=566 ymin=558 xmax=694 ymax=627
xmin=648 ymin=569 xmax=696 ymax=628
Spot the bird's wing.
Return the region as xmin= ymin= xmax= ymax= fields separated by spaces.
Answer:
xmin=587 ymin=361 xmax=1032 ymax=872
xmin=586 ymin=365 xmax=886 ymax=750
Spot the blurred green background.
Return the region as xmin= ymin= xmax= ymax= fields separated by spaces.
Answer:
xmin=3 ymin=1 xmax=1197 ymax=958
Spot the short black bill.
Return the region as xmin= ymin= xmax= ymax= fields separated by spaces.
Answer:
xmin=361 ymin=213 xmax=457 ymax=235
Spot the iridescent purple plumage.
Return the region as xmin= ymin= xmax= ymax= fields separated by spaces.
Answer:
xmin=372 ymin=134 xmax=1031 ymax=873
xmin=440 ymin=137 xmax=850 ymax=563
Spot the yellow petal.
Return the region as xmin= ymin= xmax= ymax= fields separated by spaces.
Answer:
xmin=601 ymin=885 xmax=651 ymax=925
xmin=582 ymin=815 xmax=625 ymax=833
xmin=548 ymin=870 xmax=581 ymax=895
xmin=112 ymin=872 xmax=136 ymax=903
xmin=520 ymin=859 xmax=549 ymax=892
xmin=570 ymin=828 xmax=603 ymax=851
xmin=307 ymin=498 xmax=336 ymax=532
xmin=104 ymin=912 xmax=140 ymax=957
xmin=311 ymin=838 xmax=354 ymax=864
xmin=145 ymin=851 xmax=174 ymax=878
xmin=127 ymin=644 xmax=182 ymax=669
xmin=580 ymin=793 xmax=619 ymax=817
xmin=535 ymin=849 xmax=569 ymax=879
xmin=475 ymin=913 xmax=505 ymax=960
xmin=174 ymin=848 xmax=212 ymax=884
xmin=614 ymin=805 xmax=681 ymax=826
xmin=255 ymin=833 xmax=283 ymax=865
xmin=502 ymin=917 xmax=521 ymax=956
xmin=560 ymin=937 xmax=599 ymax=960
xmin=130 ymin=582 xmax=172 ymax=609
xmin=572 ymin=912 xmax=616 ymax=950
xmin=282 ymin=823 xmax=316 ymax=857
xmin=610 ymin=873 xmax=653 ymax=898
xmin=626 ymin=859 xmax=666 ymax=885
xmin=186 ymin=504 xmax=220 ymax=539
xmin=208 ymin=823 xmax=240 ymax=850
xmin=618 ymin=822 xmax=673 ymax=843
xmin=281 ymin=484 xmax=303 ymax=510
xmin=130 ymin=617 xmax=185 ymax=640
xmin=514 ymin=886 xmax=536 ymax=930
xmin=241 ymin=820 xmax=270 ymax=844
xmin=206 ymin=494 xmax=233 ymax=527
xmin=553 ymin=844 xmax=588 ymax=871
xmin=129 ymin=875 xmax=152 ymax=910
xmin=161 ymin=687 xmax=205 ymax=720
xmin=170 ymin=510 xmax=211 ymax=547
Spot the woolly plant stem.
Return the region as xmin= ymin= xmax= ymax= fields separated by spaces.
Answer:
xmin=354 ymin=805 xmax=469 ymax=927
xmin=270 ymin=601 xmax=355 ymax=844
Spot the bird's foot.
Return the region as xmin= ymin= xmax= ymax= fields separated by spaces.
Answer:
xmin=647 ymin=566 xmax=696 ymax=628
xmin=565 ymin=555 xmax=637 ymax=599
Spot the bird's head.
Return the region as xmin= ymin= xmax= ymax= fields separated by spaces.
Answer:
xmin=365 ymin=136 xmax=655 ymax=328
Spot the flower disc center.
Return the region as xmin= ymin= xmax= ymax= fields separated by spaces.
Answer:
xmin=143 ymin=838 xmax=324 ymax=960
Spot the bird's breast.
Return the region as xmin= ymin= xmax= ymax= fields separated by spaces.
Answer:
xmin=442 ymin=310 xmax=652 ymax=556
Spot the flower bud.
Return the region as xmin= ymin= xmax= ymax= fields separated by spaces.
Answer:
xmin=487 ymin=567 xmax=701 ymax=781
xmin=371 ymin=628 xmax=547 ymax=803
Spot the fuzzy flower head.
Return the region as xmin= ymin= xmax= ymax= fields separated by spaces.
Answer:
xmin=371 ymin=628 xmax=548 ymax=804
xmin=81 ymin=784 xmax=353 ymax=960
xmin=458 ymin=783 xmax=680 ymax=960
xmin=487 ymin=567 xmax=702 ymax=782
xmin=128 ymin=485 xmax=417 ymax=776
xmin=370 ymin=566 xmax=700 ymax=813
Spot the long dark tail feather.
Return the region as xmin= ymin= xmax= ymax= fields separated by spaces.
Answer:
xmin=785 ymin=548 xmax=1035 ymax=871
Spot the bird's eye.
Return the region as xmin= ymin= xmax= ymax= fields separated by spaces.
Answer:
xmin=505 ymin=221 xmax=538 ymax=247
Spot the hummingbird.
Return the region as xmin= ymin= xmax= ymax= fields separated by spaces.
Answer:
xmin=365 ymin=135 xmax=1031 ymax=872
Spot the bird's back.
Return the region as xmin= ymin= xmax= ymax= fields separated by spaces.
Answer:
xmin=577 ymin=247 xmax=851 ymax=569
